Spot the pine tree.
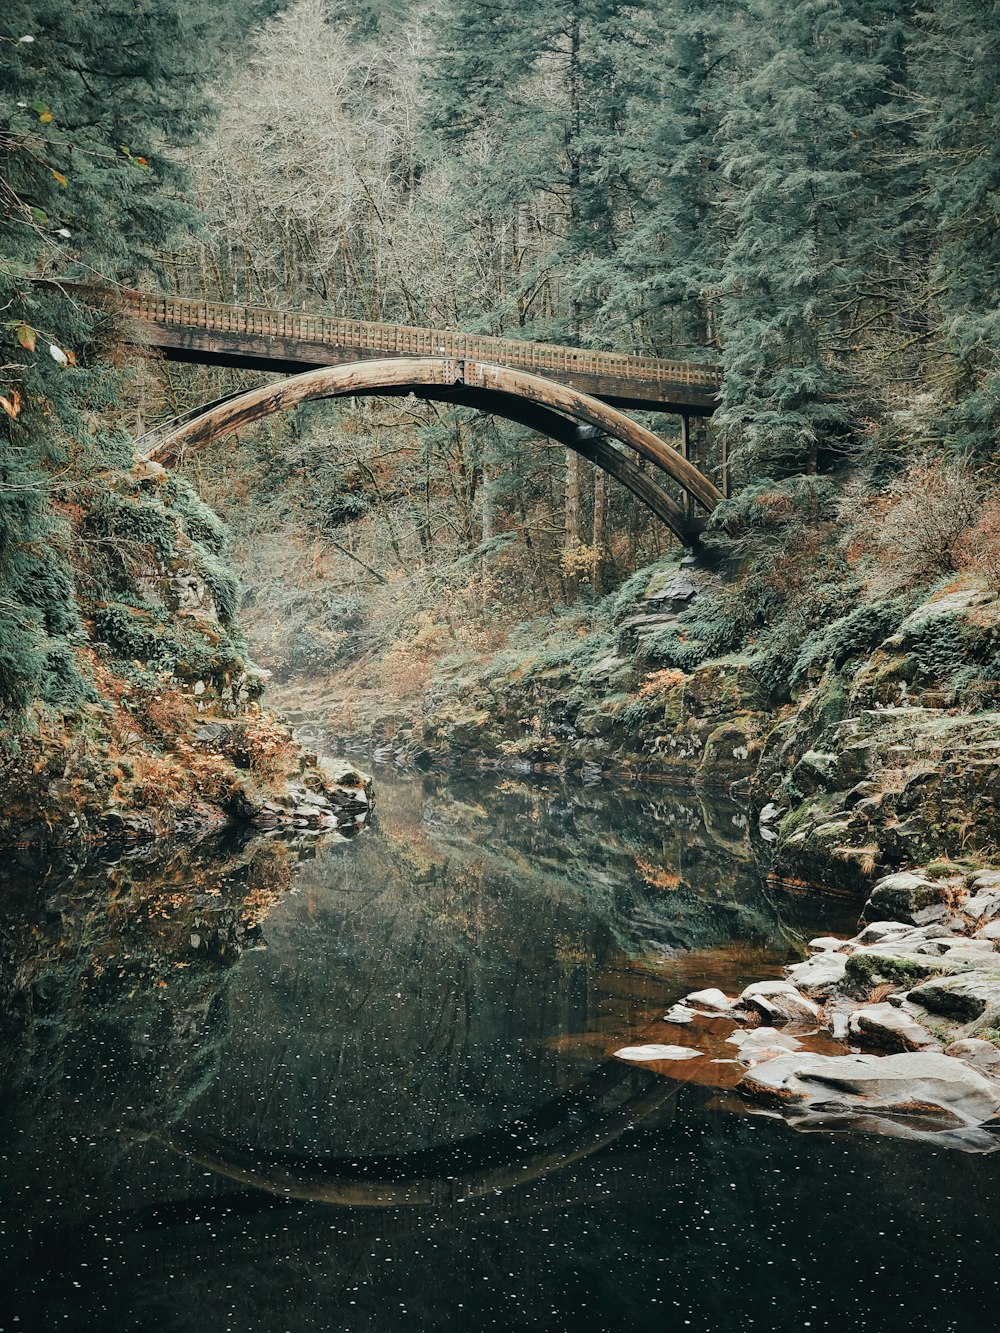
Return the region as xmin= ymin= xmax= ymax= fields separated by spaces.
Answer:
xmin=715 ymin=0 xmax=891 ymax=477
xmin=0 ymin=0 xmax=272 ymax=720
xmin=916 ymin=0 xmax=1000 ymax=455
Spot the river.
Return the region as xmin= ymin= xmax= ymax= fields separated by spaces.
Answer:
xmin=1 ymin=768 xmax=997 ymax=1331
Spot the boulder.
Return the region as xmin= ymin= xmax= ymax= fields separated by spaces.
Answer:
xmin=739 ymin=1051 xmax=1000 ymax=1126
xmin=785 ymin=951 xmax=848 ymax=995
xmin=912 ymin=937 xmax=997 ymax=959
xmin=856 ymin=921 xmax=918 ymax=945
xmin=907 ymin=971 xmax=1000 ymax=1022
xmin=682 ymin=987 xmax=733 ymax=1013
xmin=739 ymin=980 xmax=821 ymax=1022
xmin=848 ymin=1003 xmax=938 ymax=1052
xmin=945 ymin=1039 xmax=1000 ymax=1072
xmin=864 ymin=871 xmax=950 ymax=924
xmin=844 ymin=944 xmax=977 ymax=991
xmin=663 ymin=1004 xmax=696 ymax=1025
xmin=808 ymin=936 xmax=852 ymax=953
xmin=965 ymin=893 xmax=1000 ymax=924
xmin=615 ymin=1044 xmax=701 ymax=1062
xmin=727 ymin=1027 xmax=803 ymax=1066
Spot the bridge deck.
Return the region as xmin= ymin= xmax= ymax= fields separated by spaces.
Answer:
xmin=122 ymin=290 xmax=721 ymax=415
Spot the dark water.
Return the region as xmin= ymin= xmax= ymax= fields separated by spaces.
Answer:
xmin=1 ymin=770 xmax=997 ymax=1332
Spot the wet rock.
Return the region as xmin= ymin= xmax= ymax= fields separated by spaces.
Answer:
xmin=682 ymin=987 xmax=733 ymax=1012
xmin=663 ymin=1004 xmax=696 ymax=1025
xmin=738 ymin=1051 xmax=1000 ymax=1126
xmin=907 ymin=971 xmax=1000 ymax=1022
xmin=740 ymin=980 xmax=821 ymax=1022
xmin=615 ymin=1044 xmax=701 ymax=1062
xmin=727 ymin=1028 xmax=803 ymax=1066
xmin=848 ymin=1003 xmax=938 ymax=1052
xmin=865 ymin=871 xmax=951 ymax=924
xmin=785 ymin=951 xmax=848 ymax=995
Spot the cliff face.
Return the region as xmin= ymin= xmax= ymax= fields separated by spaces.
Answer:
xmin=0 ymin=459 xmax=371 ymax=849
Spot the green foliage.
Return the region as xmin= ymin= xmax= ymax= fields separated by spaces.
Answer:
xmin=790 ymin=597 xmax=914 ymax=687
xmin=165 ymin=478 xmax=229 ymax=555
xmin=192 ymin=547 xmax=241 ymax=626
xmin=93 ymin=600 xmax=245 ymax=684
xmin=88 ymin=493 xmax=178 ymax=564
xmin=640 ymin=595 xmax=744 ymax=671
xmin=0 ymin=0 xmax=271 ymax=723
xmin=709 ymin=475 xmax=838 ymax=534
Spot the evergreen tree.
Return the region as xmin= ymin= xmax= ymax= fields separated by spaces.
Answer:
xmin=0 ymin=0 xmax=274 ymax=720
xmin=916 ymin=0 xmax=1000 ymax=455
xmin=715 ymin=0 xmax=890 ymax=477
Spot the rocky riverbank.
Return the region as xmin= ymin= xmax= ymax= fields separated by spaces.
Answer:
xmin=614 ymin=862 xmax=1000 ymax=1150
xmin=331 ymin=553 xmax=999 ymax=898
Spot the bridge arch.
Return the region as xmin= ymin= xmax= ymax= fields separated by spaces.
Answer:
xmin=144 ymin=357 xmax=723 ymax=544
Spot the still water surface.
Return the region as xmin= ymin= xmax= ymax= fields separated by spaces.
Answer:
xmin=1 ymin=769 xmax=997 ymax=1331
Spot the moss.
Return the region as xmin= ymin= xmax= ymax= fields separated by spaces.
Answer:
xmin=164 ymin=477 xmax=229 ymax=555
xmin=844 ymin=951 xmax=963 ymax=989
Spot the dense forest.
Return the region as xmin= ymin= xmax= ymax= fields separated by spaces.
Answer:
xmin=1 ymin=0 xmax=999 ymax=816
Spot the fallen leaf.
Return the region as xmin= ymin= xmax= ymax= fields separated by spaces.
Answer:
xmin=16 ymin=323 xmax=36 ymax=351
xmin=0 ymin=391 xmax=22 ymax=420
xmin=50 ymin=169 xmax=68 ymax=188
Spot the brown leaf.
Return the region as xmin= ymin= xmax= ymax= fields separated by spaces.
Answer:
xmin=16 ymin=323 xmax=36 ymax=352
xmin=50 ymin=168 xmax=68 ymax=188
xmin=0 ymin=391 xmax=22 ymax=420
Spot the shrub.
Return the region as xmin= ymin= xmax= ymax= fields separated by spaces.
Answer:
xmin=859 ymin=456 xmax=986 ymax=593
xmin=790 ymin=597 xmax=913 ymax=687
xmin=957 ymin=498 xmax=1000 ymax=592
xmin=165 ymin=478 xmax=229 ymax=555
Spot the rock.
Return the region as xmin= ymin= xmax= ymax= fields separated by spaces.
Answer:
xmin=831 ymin=1012 xmax=850 ymax=1041
xmin=758 ymin=802 xmax=781 ymax=826
xmin=682 ymin=987 xmax=733 ymax=1012
xmin=978 ymin=921 xmax=1000 ymax=941
xmin=865 ymin=871 xmax=950 ymax=924
xmin=727 ymin=1028 xmax=803 ymax=1066
xmin=785 ymin=951 xmax=849 ymax=995
xmin=808 ymin=936 xmax=851 ymax=953
xmin=911 ymin=903 xmax=953 ymax=926
xmin=848 ymin=1003 xmax=938 ymax=1052
xmin=844 ymin=945 xmax=977 ymax=990
xmin=912 ymin=937 xmax=996 ymax=958
xmin=965 ymin=893 xmax=1000 ymax=923
xmin=969 ymin=870 xmax=1000 ymax=894
xmin=856 ymin=921 xmax=918 ymax=945
xmin=663 ymin=1004 xmax=696 ymax=1025
xmin=791 ymin=750 xmax=839 ymax=793
xmin=738 ymin=1051 xmax=1000 ymax=1126
xmin=945 ymin=1039 xmax=1000 ymax=1072
xmin=615 ymin=1044 xmax=701 ymax=1062
xmin=739 ymin=980 xmax=821 ymax=1022
xmin=907 ymin=971 xmax=1000 ymax=1022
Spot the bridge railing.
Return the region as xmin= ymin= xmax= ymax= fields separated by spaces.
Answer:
xmin=123 ymin=291 xmax=721 ymax=391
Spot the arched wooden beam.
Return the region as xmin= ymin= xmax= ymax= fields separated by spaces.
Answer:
xmin=144 ymin=358 xmax=722 ymax=540
xmin=425 ymin=382 xmax=691 ymax=534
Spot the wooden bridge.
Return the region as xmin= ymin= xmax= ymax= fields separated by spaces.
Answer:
xmin=123 ymin=290 xmax=721 ymax=416
xmin=106 ymin=288 xmax=726 ymax=543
